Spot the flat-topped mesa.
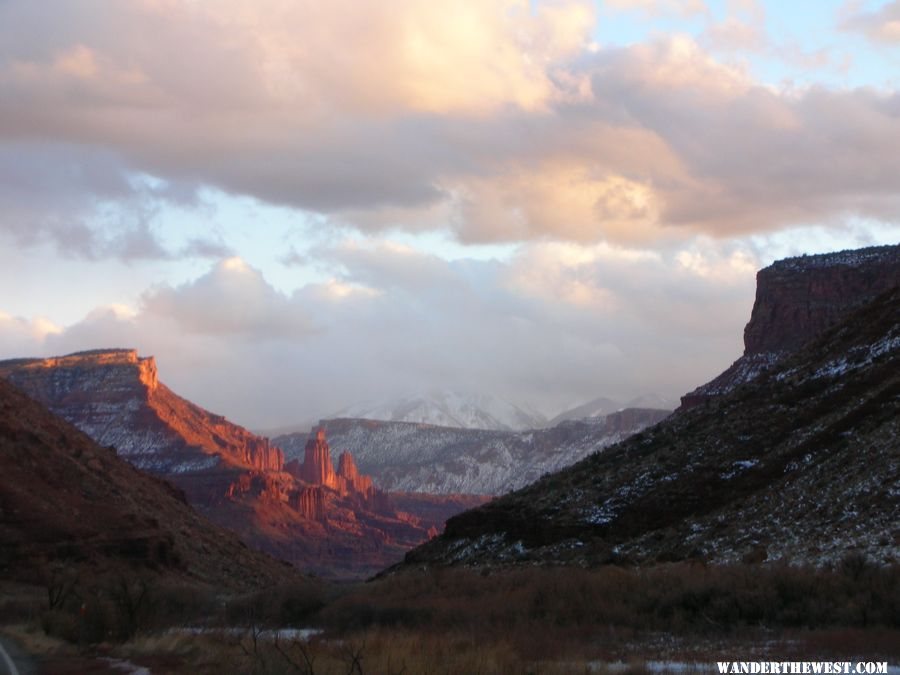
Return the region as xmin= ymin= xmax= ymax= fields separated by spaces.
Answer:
xmin=0 ymin=349 xmax=282 ymax=474
xmin=743 ymin=244 xmax=900 ymax=355
xmin=0 ymin=348 xmax=159 ymax=401
xmin=681 ymin=244 xmax=900 ymax=409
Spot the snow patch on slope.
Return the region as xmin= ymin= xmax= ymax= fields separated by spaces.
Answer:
xmin=332 ymin=389 xmax=548 ymax=431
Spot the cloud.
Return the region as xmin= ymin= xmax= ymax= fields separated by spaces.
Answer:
xmin=604 ymin=0 xmax=710 ymax=19
xmin=840 ymin=1 xmax=900 ymax=44
xmin=580 ymin=37 xmax=900 ymax=234
xmin=141 ymin=257 xmax=316 ymax=339
xmin=0 ymin=238 xmax=761 ymax=427
xmin=1 ymin=0 xmax=899 ymax=255
xmin=0 ymin=311 xmax=61 ymax=357
xmin=0 ymin=141 xmax=226 ymax=260
xmin=701 ymin=17 xmax=768 ymax=53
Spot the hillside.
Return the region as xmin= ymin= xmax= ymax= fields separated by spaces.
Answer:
xmin=406 ymin=282 xmax=899 ymax=569
xmin=0 ymin=376 xmax=297 ymax=589
xmin=275 ymin=408 xmax=671 ymax=495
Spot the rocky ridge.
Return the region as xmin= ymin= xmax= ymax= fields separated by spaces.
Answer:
xmin=681 ymin=244 xmax=900 ymax=407
xmin=403 ymin=271 xmax=900 ymax=570
xmin=275 ymin=407 xmax=672 ymax=496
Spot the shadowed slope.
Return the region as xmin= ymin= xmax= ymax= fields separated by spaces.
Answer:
xmin=0 ymin=377 xmax=299 ymax=589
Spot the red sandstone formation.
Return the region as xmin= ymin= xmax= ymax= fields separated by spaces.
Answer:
xmin=301 ymin=429 xmax=338 ymax=488
xmin=292 ymin=428 xmax=379 ymax=504
xmin=289 ymin=486 xmax=326 ymax=522
xmin=681 ymin=244 xmax=900 ymax=408
xmin=0 ymin=351 xmax=483 ymax=578
xmin=0 ymin=376 xmax=299 ymax=589
xmin=0 ymin=349 xmax=284 ymax=474
xmin=338 ymin=450 xmax=374 ymax=496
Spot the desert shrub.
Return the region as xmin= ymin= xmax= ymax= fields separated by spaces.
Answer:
xmin=139 ymin=581 xmax=219 ymax=631
xmin=39 ymin=608 xmax=81 ymax=643
xmin=314 ymin=560 xmax=900 ymax=650
xmin=40 ymin=588 xmax=120 ymax=644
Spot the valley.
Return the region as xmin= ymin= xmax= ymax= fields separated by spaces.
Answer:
xmin=1 ymin=243 xmax=898 ymax=673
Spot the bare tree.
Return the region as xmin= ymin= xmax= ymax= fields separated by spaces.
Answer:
xmin=109 ymin=576 xmax=150 ymax=639
xmin=342 ymin=640 xmax=365 ymax=675
xmin=273 ymin=633 xmax=317 ymax=674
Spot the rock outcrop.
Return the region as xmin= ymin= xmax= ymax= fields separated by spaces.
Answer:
xmin=338 ymin=450 xmax=373 ymax=496
xmin=286 ymin=428 xmax=380 ymax=503
xmin=289 ymin=486 xmax=326 ymax=522
xmin=0 ymin=349 xmax=284 ymax=475
xmin=299 ymin=429 xmax=338 ymax=488
xmin=681 ymin=244 xmax=900 ymax=408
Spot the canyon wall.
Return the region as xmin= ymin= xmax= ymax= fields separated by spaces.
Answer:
xmin=681 ymin=244 xmax=900 ymax=408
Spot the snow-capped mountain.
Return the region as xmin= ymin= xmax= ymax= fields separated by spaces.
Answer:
xmin=331 ymin=389 xmax=548 ymax=431
xmin=547 ymin=396 xmax=622 ymax=426
xmin=623 ymin=393 xmax=679 ymax=410
xmin=548 ymin=394 xmax=675 ymax=426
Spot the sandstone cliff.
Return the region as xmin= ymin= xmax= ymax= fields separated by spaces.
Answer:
xmin=681 ymin=244 xmax=900 ymax=408
xmin=0 ymin=349 xmax=284 ymax=474
xmin=338 ymin=450 xmax=374 ymax=496
xmin=299 ymin=428 xmax=337 ymax=488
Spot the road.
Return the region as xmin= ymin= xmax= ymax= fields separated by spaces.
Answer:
xmin=0 ymin=637 xmax=25 ymax=675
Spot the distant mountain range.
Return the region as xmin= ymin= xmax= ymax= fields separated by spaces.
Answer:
xmin=331 ymin=390 xmax=548 ymax=431
xmin=404 ymin=245 xmax=900 ymax=570
xmin=548 ymin=394 xmax=677 ymax=426
xmin=275 ymin=408 xmax=672 ymax=496
xmin=324 ymin=390 xmax=676 ymax=432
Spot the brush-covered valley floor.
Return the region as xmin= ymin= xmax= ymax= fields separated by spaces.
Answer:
xmin=2 ymin=560 xmax=898 ymax=674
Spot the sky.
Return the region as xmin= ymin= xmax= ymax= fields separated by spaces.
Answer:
xmin=0 ymin=0 xmax=899 ymax=429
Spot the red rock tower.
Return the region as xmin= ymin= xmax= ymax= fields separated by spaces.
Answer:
xmin=301 ymin=428 xmax=337 ymax=489
xmin=337 ymin=451 xmax=373 ymax=495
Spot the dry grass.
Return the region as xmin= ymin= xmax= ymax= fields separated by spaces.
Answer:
xmin=4 ymin=560 xmax=898 ymax=672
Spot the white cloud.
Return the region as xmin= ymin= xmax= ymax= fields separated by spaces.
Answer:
xmin=0 ymin=238 xmax=763 ymax=427
xmin=604 ymin=0 xmax=710 ymax=19
xmin=841 ymin=1 xmax=900 ymax=44
xmin=141 ymin=257 xmax=316 ymax=339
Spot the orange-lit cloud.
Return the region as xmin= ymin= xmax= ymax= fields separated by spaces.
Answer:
xmin=1 ymin=1 xmax=900 ymax=254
